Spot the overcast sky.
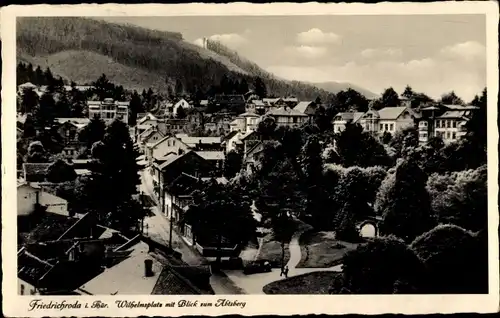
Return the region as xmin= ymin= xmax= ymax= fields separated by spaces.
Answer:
xmin=100 ymin=15 xmax=486 ymax=101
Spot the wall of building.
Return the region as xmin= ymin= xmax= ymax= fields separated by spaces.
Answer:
xmin=18 ymin=185 xmax=68 ymax=216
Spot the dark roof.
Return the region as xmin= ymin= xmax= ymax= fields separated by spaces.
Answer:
xmin=19 ymin=214 xmax=79 ymax=245
xmin=23 ymin=163 xmax=51 ymax=178
xmin=18 ymin=249 xmax=54 ymax=286
xmin=19 ymin=213 xmax=98 ymax=246
xmin=223 ymin=130 xmax=239 ymax=141
xmin=152 ymin=267 xmax=204 ymax=295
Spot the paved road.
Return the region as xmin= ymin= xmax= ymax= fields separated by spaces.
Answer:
xmin=140 ymin=169 xmax=248 ymax=294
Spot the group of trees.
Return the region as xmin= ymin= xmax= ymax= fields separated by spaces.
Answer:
xmin=233 ymin=85 xmax=488 ymax=294
xmin=56 ymin=118 xmax=145 ymax=233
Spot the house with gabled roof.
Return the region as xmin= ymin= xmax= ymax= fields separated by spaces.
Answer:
xmin=266 ymin=106 xmax=309 ymax=128
xmin=332 ymin=111 xmax=365 ymax=133
xmin=151 ymin=151 xmax=214 ymax=214
xmin=77 ymin=237 xmax=213 ymax=295
xmin=358 ymin=106 xmax=419 ymax=135
xmin=418 ymin=104 xmax=479 ymax=144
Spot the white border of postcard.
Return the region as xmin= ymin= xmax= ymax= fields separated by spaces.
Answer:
xmin=2 ymin=2 xmax=499 ymax=316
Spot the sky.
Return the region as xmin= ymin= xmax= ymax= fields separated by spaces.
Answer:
xmin=100 ymin=15 xmax=486 ymax=101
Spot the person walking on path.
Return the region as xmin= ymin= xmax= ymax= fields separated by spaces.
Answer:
xmin=283 ymin=266 xmax=289 ymax=279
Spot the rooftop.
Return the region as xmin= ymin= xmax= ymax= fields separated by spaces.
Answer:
xmin=293 ymin=101 xmax=313 ymax=114
xmin=377 ymin=107 xmax=409 ymax=120
xmin=267 ymin=107 xmax=308 ymax=117
xmin=195 ymin=151 xmax=225 ymax=161
xmin=23 ymin=163 xmax=51 ymax=178
xmin=333 ymin=112 xmax=365 ymax=123
xmin=177 ymin=136 xmax=222 ymax=146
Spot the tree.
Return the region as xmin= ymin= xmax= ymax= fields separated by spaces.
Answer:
xmin=410 ymin=93 xmax=434 ymax=109
xmin=401 ymin=85 xmax=414 ymax=100
xmin=223 ymin=150 xmax=243 ymax=179
xmin=43 ymin=67 xmax=54 ymax=87
xmin=128 ymin=91 xmax=143 ymax=126
xmin=185 ymin=180 xmax=256 ymax=261
xmin=411 ymin=224 xmax=487 ymax=293
xmin=335 ymin=123 xmax=391 ymax=167
xmin=381 ymin=131 xmax=392 ymax=144
xmin=333 ymin=236 xmax=426 ymax=294
xmin=375 ymin=159 xmax=434 ymax=242
xmin=254 ymin=77 xmax=267 ymax=99
xmin=256 ymin=116 xmax=277 ymax=140
xmin=381 ymin=87 xmax=401 ymax=108
xmin=175 ymin=79 xmax=184 ymax=96
xmin=389 ymin=126 xmax=419 ymax=159
xmin=20 ymin=87 xmax=39 ymax=114
xmin=440 ymin=91 xmax=464 ymax=105
xmin=464 ymin=88 xmax=487 ymax=165
xmin=301 ymin=135 xmax=328 ymax=226
xmin=34 ymin=92 xmax=56 ymax=129
xmin=335 ymin=88 xmax=369 ymax=112
xmin=46 ymin=159 xmax=77 ymax=183
xmin=92 ymin=73 xmax=115 ymax=100
xmin=239 ymin=78 xmax=249 ymax=94
xmin=427 ymin=165 xmax=487 ymax=232
xmin=176 ymin=105 xmax=187 ymax=119
xmin=26 ymin=141 xmax=48 ymax=163
xmin=79 ymin=117 xmax=106 ymax=149
xmin=85 ymin=119 xmax=142 ymax=230
xmin=22 ymin=114 xmax=37 ymax=138
xmin=55 ymin=91 xmax=71 ymax=118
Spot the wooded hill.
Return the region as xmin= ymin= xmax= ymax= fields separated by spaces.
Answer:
xmin=16 ymin=17 xmax=349 ymax=100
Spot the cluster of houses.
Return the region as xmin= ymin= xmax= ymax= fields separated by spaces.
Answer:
xmin=332 ymin=99 xmax=480 ymax=145
xmin=17 ymin=81 xmax=93 ymax=98
xmin=16 ymin=79 xmax=481 ymax=295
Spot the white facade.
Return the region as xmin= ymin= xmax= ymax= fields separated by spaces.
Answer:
xmin=17 ymin=183 xmax=69 ymax=216
xmin=88 ymin=98 xmax=129 ymax=124
xmin=434 ymin=118 xmax=466 ymax=143
xmin=173 ymin=99 xmax=193 ymax=117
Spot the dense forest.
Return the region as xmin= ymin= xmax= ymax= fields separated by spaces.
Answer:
xmin=17 ymin=17 xmax=334 ymax=101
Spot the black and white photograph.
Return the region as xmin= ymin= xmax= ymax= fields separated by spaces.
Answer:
xmin=2 ymin=2 xmax=498 ymax=316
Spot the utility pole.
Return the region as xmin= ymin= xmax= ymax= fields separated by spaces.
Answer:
xmin=168 ymin=191 xmax=173 ymax=250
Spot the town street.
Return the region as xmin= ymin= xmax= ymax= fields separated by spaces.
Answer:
xmin=139 ymin=168 xmax=245 ymax=294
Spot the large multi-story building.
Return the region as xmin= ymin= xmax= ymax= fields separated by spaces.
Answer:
xmin=88 ymin=98 xmax=129 ymax=124
xmin=418 ymin=104 xmax=479 ymax=144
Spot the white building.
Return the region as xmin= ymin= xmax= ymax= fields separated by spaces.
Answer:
xmin=88 ymin=98 xmax=129 ymax=124
xmin=17 ymin=183 xmax=69 ymax=217
xmin=229 ymin=112 xmax=261 ymax=133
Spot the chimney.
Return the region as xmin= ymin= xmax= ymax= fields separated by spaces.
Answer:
xmin=144 ymin=259 xmax=154 ymax=277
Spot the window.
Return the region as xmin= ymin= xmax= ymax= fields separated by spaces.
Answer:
xmin=385 ymin=124 xmax=389 ymax=131
xmin=422 ymin=132 xmax=428 ymax=138
xmin=446 ymin=120 xmax=451 ymax=128
xmin=452 ymin=121 xmax=457 ymax=128
xmin=293 ymin=117 xmax=298 ymax=123
xmin=20 ymin=284 xmax=25 ymax=295
xmin=390 ymin=124 xmax=394 ymax=131
xmin=379 ymin=124 xmax=383 ymax=130
xmin=452 ymin=132 xmax=456 ymax=139
xmin=446 ymin=132 xmax=450 ymax=139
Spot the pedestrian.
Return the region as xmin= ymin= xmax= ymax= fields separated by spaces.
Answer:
xmin=284 ymin=266 xmax=289 ymax=278
xmin=280 ymin=265 xmax=284 ymax=277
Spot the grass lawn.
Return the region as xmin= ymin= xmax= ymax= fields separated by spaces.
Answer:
xmin=296 ymin=231 xmax=360 ymax=268
xmin=263 ymin=271 xmax=341 ymax=294
xmin=254 ymin=219 xmax=305 ymax=267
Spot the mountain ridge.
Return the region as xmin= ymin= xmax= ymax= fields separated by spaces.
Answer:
xmin=17 ymin=17 xmax=375 ymax=100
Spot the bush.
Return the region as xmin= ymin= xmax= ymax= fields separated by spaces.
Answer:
xmin=333 ymin=235 xmax=425 ymax=294
xmin=410 ymin=224 xmax=488 ymax=293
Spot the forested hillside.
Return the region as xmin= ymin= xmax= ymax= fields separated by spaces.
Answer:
xmin=17 ymin=17 xmax=334 ymax=100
